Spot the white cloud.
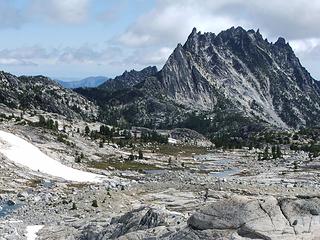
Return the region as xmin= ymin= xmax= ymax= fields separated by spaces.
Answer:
xmin=0 ymin=0 xmax=92 ymax=27
xmin=115 ymin=0 xmax=320 ymax=78
xmin=117 ymin=0 xmax=242 ymax=47
xmin=291 ymin=38 xmax=320 ymax=56
xmin=30 ymin=0 xmax=90 ymax=24
xmin=0 ymin=44 xmax=123 ymax=67
xmin=0 ymin=46 xmax=53 ymax=59
xmin=0 ymin=0 xmax=319 ymax=78
xmin=290 ymin=38 xmax=320 ymax=77
xmin=0 ymin=58 xmax=36 ymax=66
xmin=125 ymin=47 xmax=173 ymax=67
xmin=118 ymin=0 xmax=320 ymax=48
xmin=57 ymin=45 xmax=123 ymax=64
xmin=143 ymin=47 xmax=173 ymax=65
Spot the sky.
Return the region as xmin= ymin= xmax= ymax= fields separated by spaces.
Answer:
xmin=0 ymin=0 xmax=319 ymax=80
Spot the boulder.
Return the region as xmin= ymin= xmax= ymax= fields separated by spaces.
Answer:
xmin=17 ymin=192 xmax=28 ymax=201
xmin=79 ymin=207 xmax=168 ymax=239
xmin=185 ymin=196 xmax=320 ymax=239
xmin=6 ymin=200 xmax=15 ymax=206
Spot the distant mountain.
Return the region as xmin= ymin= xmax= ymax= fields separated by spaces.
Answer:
xmin=77 ymin=26 xmax=320 ymax=136
xmin=0 ymin=72 xmax=97 ymax=119
xmin=57 ymin=76 xmax=109 ymax=89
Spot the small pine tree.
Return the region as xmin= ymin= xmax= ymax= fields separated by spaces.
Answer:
xmin=129 ymin=153 xmax=134 ymax=161
xmin=293 ymin=161 xmax=298 ymax=170
xmin=38 ymin=115 xmax=46 ymax=126
xmin=276 ymin=146 xmax=282 ymax=158
xmin=263 ymin=146 xmax=269 ymax=160
xmin=71 ymin=202 xmax=77 ymax=210
xmin=258 ymin=153 xmax=262 ymax=161
xmin=85 ymin=126 xmax=90 ymax=135
xmin=54 ymin=121 xmax=59 ymax=131
xmin=92 ymin=199 xmax=98 ymax=208
xmin=75 ymin=155 xmax=81 ymax=163
xmin=272 ymin=145 xmax=277 ymax=159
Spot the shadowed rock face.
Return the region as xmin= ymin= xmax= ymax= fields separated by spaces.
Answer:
xmin=78 ymin=207 xmax=168 ymax=240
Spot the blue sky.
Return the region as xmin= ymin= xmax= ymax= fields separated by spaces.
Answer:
xmin=0 ymin=0 xmax=319 ymax=80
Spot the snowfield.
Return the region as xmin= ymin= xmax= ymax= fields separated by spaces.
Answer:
xmin=26 ymin=225 xmax=44 ymax=240
xmin=0 ymin=130 xmax=105 ymax=183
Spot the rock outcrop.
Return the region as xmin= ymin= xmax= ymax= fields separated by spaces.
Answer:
xmin=147 ymin=27 xmax=320 ymax=129
xmin=78 ymin=207 xmax=170 ymax=240
xmin=180 ymin=196 xmax=320 ymax=239
xmin=73 ymin=196 xmax=320 ymax=239
xmin=0 ymin=72 xmax=97 ymax=119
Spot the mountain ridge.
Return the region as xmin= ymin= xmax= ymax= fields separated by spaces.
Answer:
xmin=56 ymin=76 xmax=109 ymax=89
xmin=1 ymin=26 xmax=318 ymax=136
xmin=98 ymin=66 xmax=158 ymax=90
xmin=0 ymin=71 xmax=97 ymax=119
xmin=83 ymin=26 xmax=320 ymax=134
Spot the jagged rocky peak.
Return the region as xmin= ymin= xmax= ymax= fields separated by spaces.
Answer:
xmin=216 ymin=26 xmax=263 ymax=40
xmin=214 ymin=27 xmax=269 ymax=51
xmin=183 ymin=26 xmax=271 ymax=57
xmin=157 ymin=26 xmax=320 ymax=128
xmin=184 ymin=27 xmax=216 ymax=52
xmin=274 ymin=36 xmax=290 ymax=47
xmin=99 ymin=66 xmax=158 ymax=90
xmin=121 ymin=66 xmax=156 ymax=79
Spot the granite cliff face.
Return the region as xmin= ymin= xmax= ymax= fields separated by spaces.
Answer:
xmin=145 ymin=27 xmax=320 ymax=128
xmin=0 ymin=71 xmax=97 ymax=119
xmin=78 ymin=27 xmax=320 ymax=132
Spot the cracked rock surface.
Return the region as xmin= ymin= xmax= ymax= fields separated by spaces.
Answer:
xmin=184 ymin=196 xmax=320 ymax=240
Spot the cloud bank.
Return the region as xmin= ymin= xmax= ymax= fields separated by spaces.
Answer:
xmin=0 ymin=0 xmax=319 ymax=79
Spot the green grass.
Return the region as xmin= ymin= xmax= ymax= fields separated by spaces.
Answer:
xmin=152 ymin=144 xmax=210 ymax=156
xmin=67 ymin=182 xmax=90 ymax=189
xmin=88 ymin=159 xmax=161 ymax=171
xmin=26 ymin=179 xmax=42 ymax=188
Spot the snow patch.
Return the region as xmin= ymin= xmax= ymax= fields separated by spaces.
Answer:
xmin=26 ymin=225 xmax=44 ymax=240
xmin=168 ymin=137 xmax=178 ymax=144
xmin=0 ymin=130 xmax=105 ymax=183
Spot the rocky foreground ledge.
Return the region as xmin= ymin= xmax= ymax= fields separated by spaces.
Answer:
xmin=33 ymin=195 xmax=320 ymax=240
xmin=185 ymin=196 xmax=320 ymax=240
